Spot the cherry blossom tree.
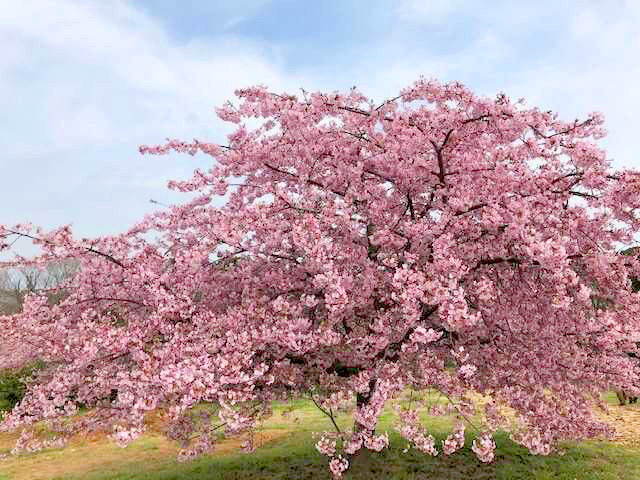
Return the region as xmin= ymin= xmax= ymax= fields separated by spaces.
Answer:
xmin=2 ymin=78 xmax=640 ymax=476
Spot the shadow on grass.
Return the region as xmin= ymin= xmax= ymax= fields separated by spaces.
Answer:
xmin=57 ymin=430 xmax=640 ymax=480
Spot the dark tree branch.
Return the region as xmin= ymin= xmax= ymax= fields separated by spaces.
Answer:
xmin=455 ymin=203 xmax=488 ymax=216
xmin=407 ymin=194 xmax=416 ymax=220
xmin=377 ymin=305 xmax=439 ymax=362
xmin=264 ymin=163 xmax=347 ymax=197
xmin=310 ymin=396 xmax=342 ymax=434
xmin=5 ymin=229 xmax=127 ymax=269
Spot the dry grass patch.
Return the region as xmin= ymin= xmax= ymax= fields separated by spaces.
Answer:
xmin=0 ymin=425 xmax=287 ymax=480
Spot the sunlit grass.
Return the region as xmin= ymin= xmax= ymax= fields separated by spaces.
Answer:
xmin=0 ymin=391 xmax=639 ymax=479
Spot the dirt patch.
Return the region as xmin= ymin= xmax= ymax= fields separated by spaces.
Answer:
xmin=597 ymin=404 xmax=640 ymax=448
xmin=0 ymin=431 xmax=19 ymax=452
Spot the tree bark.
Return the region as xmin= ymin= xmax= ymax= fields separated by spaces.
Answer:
xmin=348 ymin=379 xmax=378 ymax=472
xmin=353 ymin=378 xmax=377 ymax=433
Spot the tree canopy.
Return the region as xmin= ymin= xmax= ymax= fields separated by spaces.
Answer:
xmin=2 ymin=78 xmax=640 ymax=475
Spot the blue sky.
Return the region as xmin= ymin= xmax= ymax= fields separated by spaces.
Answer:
xmin=1 ymin=0 xmax=639 ymax=255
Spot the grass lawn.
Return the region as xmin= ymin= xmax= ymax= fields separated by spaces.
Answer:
xmin=1 ymin=393 xmax=640 ymax=479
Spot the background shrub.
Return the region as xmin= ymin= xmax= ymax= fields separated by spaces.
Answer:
xmin=0 ymin=360 xmax=45 ymax=412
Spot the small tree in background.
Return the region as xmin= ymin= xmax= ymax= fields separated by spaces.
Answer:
xmin=2 ymin=78 xmax=640 ymax=475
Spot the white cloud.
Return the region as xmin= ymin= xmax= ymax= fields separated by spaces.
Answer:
xmin=570 ymin=7 xmax=601 ymax=39
xmin=0 ymin=0 xmax=302 ymax=153
xmin=503 ymin=3 xmax=640 ymax=169
xmin=0 ymin=0 xmax=309 ymax=252
xmin=395 ymin=0 xmax=463 ymax=22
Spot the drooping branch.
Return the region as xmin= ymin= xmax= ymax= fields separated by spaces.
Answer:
xmin=3 ymin=229 xmax=127 ymax=269
xmin=310 ymin=396 xmax=343 ymax=434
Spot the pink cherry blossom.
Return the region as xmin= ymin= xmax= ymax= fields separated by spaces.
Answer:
xmin=315 ymin=433 xmax=337 ymax=456
xmin=472 ymin=432 xmax=496 ymax=463
xmin=2 ymin=78 xmax=640 ymax=476
xmin=363 ymin=431 xmax=389 ymax=451
xmin=328 ymin=455 xmax=349 ymax=479
xmin=442 ymin=421 xmax=466 ymax=454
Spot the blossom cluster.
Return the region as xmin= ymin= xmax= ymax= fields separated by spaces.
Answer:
xmin=328 ymin=455 xmax=349 ymax=479
xmin=396 ymin=409 xmax=439 ymax=456
xmin=111 ymin=425 xmax=145 ymax=448
xmin=511 ymin=428 xmax=553 ymax=456
xmin=177 ymin=433 xmax=215 ymax=461
xmin=10 ymin=429 xmax=67 ymax=456
xmin=442 ymin=421 xmax=466 ymax=455
xmin=471 ymin=432 xmax=496 ymax=463
xmin=315 ymin=433 xmax=337 ymax=456
xmin=364 ymin=431 xmax=389 ymax=452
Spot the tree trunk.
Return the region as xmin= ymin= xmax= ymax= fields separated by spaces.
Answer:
xmin=349 ymin=379 xmax=378 ymax=473
xmin=353 ymin=379 xmax=377 ymax=433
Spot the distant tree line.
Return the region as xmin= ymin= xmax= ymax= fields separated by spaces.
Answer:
xmin=0 ymin=259 xmax=79 ymax=314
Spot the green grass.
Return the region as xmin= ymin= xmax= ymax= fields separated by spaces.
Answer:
xmin=54 ymin=431 xmax=640 ymax=480
xmin=2 ymin=392 xmax=640 ymax=479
